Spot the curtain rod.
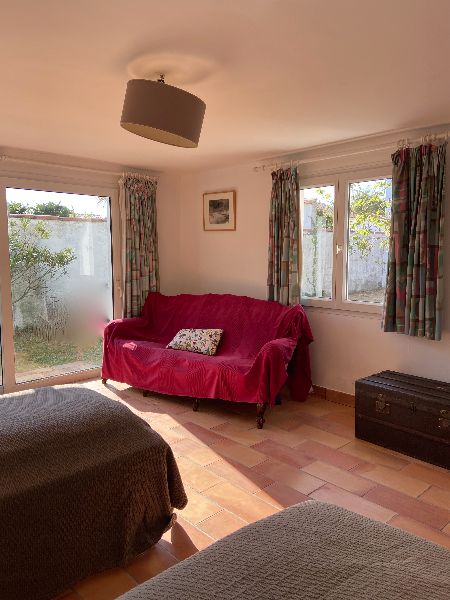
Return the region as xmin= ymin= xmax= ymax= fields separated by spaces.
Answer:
xmin=253 ymin=131 xmax=449 ymax=172
xmin=0 ymin=154 xmax=158 ymax=180
xmin=120 ymin=171 xmax=159 ymax=182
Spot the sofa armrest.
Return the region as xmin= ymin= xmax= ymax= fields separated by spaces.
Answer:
xmin=260 ymin=336 xmax=312 ymax=403
xmin=251 ymin=337 xmax=297 ymax=377
xmin=256 ymin=337 xmax=297 ymax=362
xmin=103 ymin=317 xmax=148 ymax=348
xmin=248 ymin=338 xmax=298 ymax=406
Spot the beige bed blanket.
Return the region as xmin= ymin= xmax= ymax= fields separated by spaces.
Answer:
xmin=119 ymin=500 xmax=450 ymax=600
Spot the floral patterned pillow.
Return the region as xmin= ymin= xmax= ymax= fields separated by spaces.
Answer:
xmin=167 ymin=328 xmax=223 ymax=356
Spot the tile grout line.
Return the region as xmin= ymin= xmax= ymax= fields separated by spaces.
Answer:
xmin=198 ymin=478 xmax=284 ymax=516
xmin=415 ymin=484 xmax=432 ymax=500
xmin=195 ymin=508 xmax=228 ymax=527
xmin=386 ymin=513 xmax=450 ymax=538
xmin=173 ymin=517 xmax=216 ymax=543
xmin=360 ymin=486 xmax=450 ymax=526
xmin=310 ymin=482 xmax=403 ymax=522
xmin=174 ymin=506 xmax=223 ymax=528
xmin=123 ymin=569 xmax=139 ymax=586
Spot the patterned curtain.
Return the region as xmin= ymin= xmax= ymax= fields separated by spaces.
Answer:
xmin=267 ymin=167 xmax=300 ymax=305
xmin=119 ymin=174 xmax=159 ymax=318
xmin=383 ymin=143 xmax=446 ymax=340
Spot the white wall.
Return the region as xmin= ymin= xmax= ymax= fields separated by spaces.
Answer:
xmin=159 ymin=166 xmax=271 ymax=299
xmin=157 ymin=173 xmax=182 ymax=295
xmin=157 ymin=125 xmax=450 ymax=394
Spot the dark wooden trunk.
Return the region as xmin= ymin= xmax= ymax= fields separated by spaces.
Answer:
xmin=355 ymin=370 xmax=450 ymax=469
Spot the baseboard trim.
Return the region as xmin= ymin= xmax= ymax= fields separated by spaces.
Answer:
xmin=312 ymin=385 xmax=355 ymax=407
xmin=312 ymin=385 xmax=326 ymax=398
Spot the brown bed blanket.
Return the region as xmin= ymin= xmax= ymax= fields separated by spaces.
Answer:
xmin=119 ymin=500 xmax=450 ymax=600
xmin=0 ymin=385 xmax=187 ymax=600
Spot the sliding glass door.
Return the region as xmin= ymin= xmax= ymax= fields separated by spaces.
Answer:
xmin=0 ymin=179 xmax=120 ymax=392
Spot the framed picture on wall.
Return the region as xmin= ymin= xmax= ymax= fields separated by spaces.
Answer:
xmin=203 ymin=190 xmax=236 ymax=231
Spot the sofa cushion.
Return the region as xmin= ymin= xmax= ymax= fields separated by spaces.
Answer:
xmin=167 ymin=328 xmax=223 ymax=356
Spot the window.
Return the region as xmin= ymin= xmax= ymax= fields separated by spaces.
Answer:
xmin=300 ymin=172 xmax=392 ymax=312
xmin=300 ymin=185 xmax=335 ymax=300
xmin=346 ymin=178 xmax=392 ymax=304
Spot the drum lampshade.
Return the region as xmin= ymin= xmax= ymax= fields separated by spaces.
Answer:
xmin=120 ymin=79 xmax=206 ymax=148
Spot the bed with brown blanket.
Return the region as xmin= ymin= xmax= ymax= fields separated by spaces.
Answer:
xmin=118 ymin=501 xmax=450 ymax=600
xmin=0 ymin=385 xmax=187 ymax=600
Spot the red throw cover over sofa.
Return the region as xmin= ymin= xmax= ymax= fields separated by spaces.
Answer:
xmin=102 ymin=292 xmax=313 ymax=425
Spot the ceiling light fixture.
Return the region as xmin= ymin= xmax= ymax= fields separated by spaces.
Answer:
xmin=120 ymin=74 xmax=206 ymax=148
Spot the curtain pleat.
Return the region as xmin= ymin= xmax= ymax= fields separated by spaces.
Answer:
xmin=383 ymin=143 xmax=446 ymax=340
xmin=119 ymin=174 xmax=159 ymax=318
xmin=267 ymin=167 xmax=300 ymax=305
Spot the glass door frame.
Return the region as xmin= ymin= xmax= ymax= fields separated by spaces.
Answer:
xmin=0 ymin=175 xmax=122 ymax=394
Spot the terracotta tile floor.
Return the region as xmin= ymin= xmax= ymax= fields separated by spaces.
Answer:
xmin=55 ymin=379 xmax=450 ymax=600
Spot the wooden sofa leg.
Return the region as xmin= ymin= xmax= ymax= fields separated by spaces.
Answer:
xmin=275 ymin=394 xmax=282 ymax=405
xmin=101 ymin=378 xmax=108 ymax=385
xmin=256 ymin=403 xmax=266 ymax=429
xmin=192 ymin=399 xmax=200 ymax=412
xmin=143 ymin=390 xmax=151 ymax=397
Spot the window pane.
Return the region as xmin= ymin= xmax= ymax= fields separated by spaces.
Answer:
xmin=300 ymin=185 xmax=334 ymax=300
xmin=347 ymin=178 xmax=392 ymax=303
xmin=6 ymin=188 xmax=113 ymax=383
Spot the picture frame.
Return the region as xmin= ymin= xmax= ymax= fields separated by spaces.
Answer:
xmin=203 ymin=190 xmax=236 ymax=231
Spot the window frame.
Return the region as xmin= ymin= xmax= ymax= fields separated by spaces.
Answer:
xmin=0 ymin=174 xmax=122 ymax=394
xmin=300 ymin=168 xmax=392 ymax=315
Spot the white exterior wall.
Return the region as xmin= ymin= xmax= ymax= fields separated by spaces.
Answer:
xmin=10 ymin=216 xmax=113 ymax=328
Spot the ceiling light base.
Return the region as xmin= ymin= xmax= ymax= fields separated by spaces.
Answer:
xmin=126 ymin=52 xmax=214 ymax=86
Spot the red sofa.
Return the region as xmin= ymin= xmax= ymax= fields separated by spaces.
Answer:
xmin=102 ymin=292 xmax=313 ymax=427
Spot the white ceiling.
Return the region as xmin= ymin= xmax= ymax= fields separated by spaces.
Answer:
xmin=1 ymin=0 xmax=449 ymax=172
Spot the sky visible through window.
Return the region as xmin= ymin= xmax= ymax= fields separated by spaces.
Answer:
xmin=6 ymin=188 xmax=108 ymax=218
